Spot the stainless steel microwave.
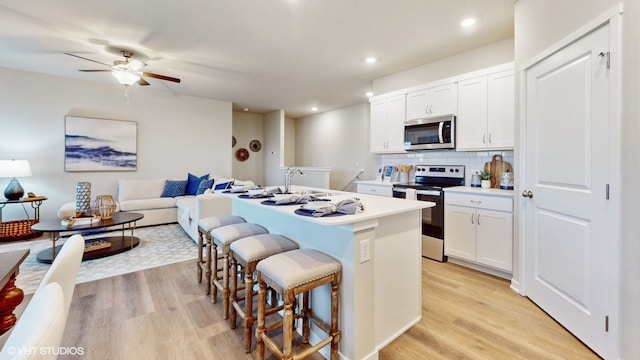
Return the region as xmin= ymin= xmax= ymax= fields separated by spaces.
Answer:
xmin=403 ymin=114 xmax=455 ymax=151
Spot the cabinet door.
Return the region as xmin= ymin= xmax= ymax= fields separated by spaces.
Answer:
xmin=429 ymin=83 xmax=457 ymax=116
xmin=475 ymin=208 xmax=512 ymax=271
xmin=386 ymin=94 xmax=406 ymax=152
xmin=457 ymin=76 xmax=488 ymax=150
xmin=370 ymin=100 xmax=388 ymax=152
xmin=406 ymin=89 xmax=429 ymax=120
xmin=356 ymin=184 xmax=393 ymax=197
xmin=444 ymin=205 xmax=476 ymax=261
xmin=487 ymin=70 xmax=515 ymax=149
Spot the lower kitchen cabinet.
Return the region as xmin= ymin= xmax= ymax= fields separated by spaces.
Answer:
xmin=444 ymin=189 xmax=513 ymax=273
xmin=356 ymin=181 xmax=394 ymax=197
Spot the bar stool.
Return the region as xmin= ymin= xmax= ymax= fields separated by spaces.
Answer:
xmin=211 ymin=222 xmax=268 ymax=319
xmin=255 ymin=249 xmax=341 ymax=360
xmin=196 ymin=215 xmax=246 ymax=294
xmin=229 ymin=234 xmax=299 ymax=353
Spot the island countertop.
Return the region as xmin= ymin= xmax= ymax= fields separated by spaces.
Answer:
xmin=223 ymin=186 xmax=432 ymax=360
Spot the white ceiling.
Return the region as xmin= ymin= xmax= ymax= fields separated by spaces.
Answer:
xmin=0 ymin=0 xmax=514 ymax=118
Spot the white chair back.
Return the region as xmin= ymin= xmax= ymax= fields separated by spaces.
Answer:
xmin=0 ymin=282 xmax=66 ymax=360
xmin=37 ymin=234 xmax=84 ymax=314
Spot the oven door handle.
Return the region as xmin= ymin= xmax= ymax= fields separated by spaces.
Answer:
xmin=438 ymin=121 xmax=444 ymax=144
xmin=393 ymin=188 xmax=441 ymax=196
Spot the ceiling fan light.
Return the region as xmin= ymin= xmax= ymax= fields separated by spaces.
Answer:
xmin=112 ymin=70 xmax=140 ymax=86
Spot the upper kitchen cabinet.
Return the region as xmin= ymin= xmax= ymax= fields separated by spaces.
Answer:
xmin=406 ymin=83 xmax=457 ymax=120
xmin=370 ymin=94 xmax=406 ymax=153
xmin=456 ymin=65 xmax=515 ymax=151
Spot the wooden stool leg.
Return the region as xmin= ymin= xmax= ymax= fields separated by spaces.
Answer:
xmin=222 ymin=251 xmax=231 ymax=320
xmin=283 ymin=291 xmax=295 ymax=360
xmin=301 ymin=290 xmax=310 ymax=344
xmin=229 ymin=256 xmax=238 ymax=329
xmin=204 ymin=233 xmax=212 ymax=295
xmin=331 ymin=275 xmax=341 ymax=360
xmin=211 ymin=241 xmax=218 ymax=304
xmin=197 ymin=230 xmax=204 ymax=283
xmin=243 ymin=267 xmax=254 ymax=353
xmin=256 ymin=273 xmax=267 ymax=360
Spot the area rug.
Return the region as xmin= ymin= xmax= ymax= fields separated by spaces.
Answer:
xmin=0 ymin=224 xmax=198 ymax=295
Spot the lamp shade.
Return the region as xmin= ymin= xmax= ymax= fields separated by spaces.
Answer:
xmin=0 ymin=160 xmax=32 ymax=178
xmin=112 ymin=70 xmax=140 ymax=86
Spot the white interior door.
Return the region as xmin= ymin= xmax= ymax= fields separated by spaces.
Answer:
xmin=523 ymin=23 xmax=617 ymax=359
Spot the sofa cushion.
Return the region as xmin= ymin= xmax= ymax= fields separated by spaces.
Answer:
xmin=161 ymin=180 xmax=187 ymax=198
xmin=196 ymin=179 xmax=215 ymax=195
xmin=119 ymin=197 xmax=183 ymax=212
xmin=186 ymin=173 xmax=209 ymax=195
xmin=118 ymin=179 xmax=166 ymax=202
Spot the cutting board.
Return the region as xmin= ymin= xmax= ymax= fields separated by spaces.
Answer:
xmin=484 ymin=155 xmax=513 ymax=188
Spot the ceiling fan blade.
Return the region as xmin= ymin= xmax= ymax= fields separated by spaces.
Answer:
xmin=79 ymin=69 xmax=111 ymax=72
xmin=64 ymin=53 xmax=112 ymax=67
xmin=142 ymin=72 xmax=181 ymax=83
xmin=137 ymin=78 xmax=150 ymax=86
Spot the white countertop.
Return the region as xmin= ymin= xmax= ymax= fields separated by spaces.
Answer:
xmin=355 ymin=180 xmax=398 ymax=186
xmin=444 ymin=186 xmax=515 ymax=197
xmin=223 ymin=186 xmax=432 ymax=226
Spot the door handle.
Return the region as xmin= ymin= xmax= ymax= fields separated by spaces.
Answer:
xmin=522 ymin=190 xmax=533 ymax=198
xmin=477 ymin=214 xmax=480 ymax=225
xmin=471 ymin=213 xmax=474 ymax=224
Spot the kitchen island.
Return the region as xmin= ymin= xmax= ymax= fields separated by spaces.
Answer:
xmin=224 ymin=187 xmax=433 ymax=360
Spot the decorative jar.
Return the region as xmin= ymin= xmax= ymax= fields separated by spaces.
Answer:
xmin=75 ymin=182 xmax=91 ymax=216
xmin=93 ymin=195 xmax=117 ymax=219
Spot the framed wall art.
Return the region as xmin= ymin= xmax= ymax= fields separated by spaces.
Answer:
xmin=64 ymin=116 xmax=137 ymax=172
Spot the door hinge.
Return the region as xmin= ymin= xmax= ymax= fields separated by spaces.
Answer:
xmin=606 ymin=184 xmax=610 ymax=200
xmin=605 ymin=316 xmax=609 ymax=332
xmin=599 ymin=51 xmax=611 ymax=69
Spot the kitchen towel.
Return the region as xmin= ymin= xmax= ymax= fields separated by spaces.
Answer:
xmin=312 ymin=198 xmax=362 ymax=217
xmin=405 ymin=188 xmax=417 ymax=200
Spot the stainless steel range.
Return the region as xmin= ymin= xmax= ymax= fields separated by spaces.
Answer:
xmin=392 ymin=165 xmax=465 ymax=262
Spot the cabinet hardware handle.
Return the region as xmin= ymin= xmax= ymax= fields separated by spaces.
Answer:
xmin=471 ymin=213 xmax=474 ymax=224
xmin=482 ymin=134 xmax=486 ymax=144
xmin=489 ymin=134 xmax=492 ymax=144
xmin=477 ymin=214 xmax=481 ymax=225
xmin=470 ymin=200 xmax=482 ymax=203
xmin=522 ymin=190 xmax=533 ymax=198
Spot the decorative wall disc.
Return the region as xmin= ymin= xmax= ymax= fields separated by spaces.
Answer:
xmin=232 ymin=136 xmax=237 ymax=147
xmin=249 ymin=139 xmax=262 ymax=152
xmin=235 ymin=148 xmax=249 ymax=162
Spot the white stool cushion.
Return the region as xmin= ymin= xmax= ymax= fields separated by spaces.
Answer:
xmin=257 ymin=249 xmax=341 ymax=290
xmin=211 ymin=223 xmax=268 ymax=246
xmin=198 ymin=215 xmax=246 ymax=232
xmin=230 ymin=234 xmax=298 ymax=263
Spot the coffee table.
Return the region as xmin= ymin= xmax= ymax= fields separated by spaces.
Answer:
xmin=31 ymin=212 xmax=144 ymax=264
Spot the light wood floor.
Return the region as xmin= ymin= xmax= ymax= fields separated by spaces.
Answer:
xmin=14 ymin=258 xmax=600 ymax=359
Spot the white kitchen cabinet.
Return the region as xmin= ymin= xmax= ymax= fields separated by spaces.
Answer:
xmin=456 ymin=69 xmax=514 ymax=151
xmin=356 ymin=181 xmax=394 ymax=197
xmin=406 ymin=83 xmax=457 ymax=120
xmin=444 ymin=191 xmax=513 ymax=273
xmin=370 ymin=94 xmax=406 ymax=153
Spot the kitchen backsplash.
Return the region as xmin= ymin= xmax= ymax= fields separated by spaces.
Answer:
xmin=376 ymin=150 xmax=515 ymax=186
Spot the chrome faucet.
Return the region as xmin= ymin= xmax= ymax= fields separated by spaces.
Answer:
xmin=284 ymin=166 xmax=304 ymax=193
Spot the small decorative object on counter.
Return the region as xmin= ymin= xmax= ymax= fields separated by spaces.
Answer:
xmin=470 ymin=172 xmax=482 ymax=187
xmin=94 ymin=194 xmax=117 ymax=219
xmin=75 ymin=181 xmax=91 ymax=216
xmin=480 ymin=170 xmax=491 ymax=189
xmin=396 ymin=164 xmax=413 ymax=184
xmin=499 ymin=171 xmax=514 ymax=190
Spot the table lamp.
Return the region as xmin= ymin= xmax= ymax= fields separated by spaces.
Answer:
xmin=0 ymin=160 xmax=32 ymax=200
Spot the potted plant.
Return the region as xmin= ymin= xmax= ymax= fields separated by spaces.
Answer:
xmin=480 ymin=170 xmax=491 ymax=189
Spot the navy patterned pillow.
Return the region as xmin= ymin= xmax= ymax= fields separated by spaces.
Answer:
xmin=196 ymin=179 xmax=215 ymax=195
xmin=186 ymin=173 xmax=209 ymax=195
xmin=161 ymin=180 xmax=187 ymax=198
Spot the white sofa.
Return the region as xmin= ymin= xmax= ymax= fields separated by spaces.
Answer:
xmin=58 ymin=177 xmax=254 ymax=243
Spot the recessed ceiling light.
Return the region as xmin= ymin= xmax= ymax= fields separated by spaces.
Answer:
xmin=366 ymin=91 xmax=374 ymax=97
xmin=243 ymin=108 xmax=249 ymax=112
xmin=311 ymin=107 xmax=318 ymax=112
xmin=365 ymin=57 xmax=377 ymax=64
xmin=460 ymin=18 xmax=476 ymax=28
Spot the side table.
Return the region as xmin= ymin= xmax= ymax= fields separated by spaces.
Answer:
xmin=0 ymin=196 xmax=47 ymax=241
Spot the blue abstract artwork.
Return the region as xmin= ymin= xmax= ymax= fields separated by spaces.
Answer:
xmin=65 ymin=116 xmax=137 ymax=171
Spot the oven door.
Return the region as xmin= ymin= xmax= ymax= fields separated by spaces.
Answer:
xmin=417 ymin=191 xmax=446 ymax=262
xmin=403 ymin=115 xmax=455 ymax=151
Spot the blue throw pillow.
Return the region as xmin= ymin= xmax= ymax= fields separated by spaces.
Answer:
xmin=161 ymin=180 xmax=187 ymax=198
xmin=196 ymin=179 xmax=215 ymax=195
xmin=214 ymin=181 xmax=233 ymax=190
xmin=186 ymin=173 xmax=209 ymax=195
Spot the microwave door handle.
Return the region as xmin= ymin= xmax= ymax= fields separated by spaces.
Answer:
xmin=438 ymin=121 xmax=444 ymax=143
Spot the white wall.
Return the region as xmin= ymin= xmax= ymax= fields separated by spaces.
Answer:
xmin=514 ymin=1 xmax=639 ymax=358
xmin=373 ymin=38 xmax=514 ymax=95
xmin=284 ymin=117 xmax=296 ymax=166
xmin=0 ymin=67 xmax=232 ymax=221
xmin=295 ymin=103 xmax=372 ymax=191
xmin=263 ymin=110 xmax=284 ymax=186
xmin=232 ymin=111 xmax=265 ymax=185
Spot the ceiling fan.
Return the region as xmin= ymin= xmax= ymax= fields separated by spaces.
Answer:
xmin=65 ymin=50 xmax=181 ymax=86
